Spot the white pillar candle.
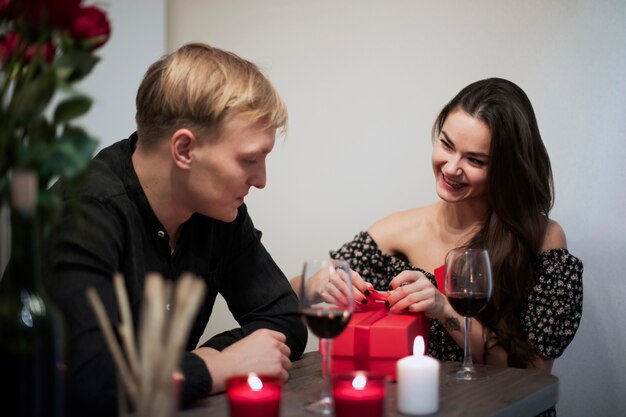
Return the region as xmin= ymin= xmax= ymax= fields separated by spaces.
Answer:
xmin=396 ymin=336 xmax=440 ymax=415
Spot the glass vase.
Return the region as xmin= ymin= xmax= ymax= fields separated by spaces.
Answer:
xmin=0 ymin=169 xmax=66 ymax=417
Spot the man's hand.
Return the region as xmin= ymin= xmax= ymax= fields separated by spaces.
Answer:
xmin=192 ymin=329 xmax=291 ymax=393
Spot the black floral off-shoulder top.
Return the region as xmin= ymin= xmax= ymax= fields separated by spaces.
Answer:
xmin=330 ymin=231 xmax=583 ymax=417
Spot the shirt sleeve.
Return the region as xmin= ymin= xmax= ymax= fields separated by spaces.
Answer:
xmin=330 ymin=231 xmax=394 ymax=291
xmin=200 ymin=205 xmax=307 ymax=361
xmin=522 ymin=249 xmax=584 ymax=359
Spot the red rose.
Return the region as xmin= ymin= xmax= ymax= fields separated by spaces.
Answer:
xmin=18 ymin=0 xmax=82 ymax=29
xmin=0 ymin=31 xmax=19 ymax=64
xmin=69 ymin=6 xmax=111 ymax=50
xmin=0 ymin=31 xmax=55 ymax=64
xmin=25 ymin=40 xmax=56 ymax=63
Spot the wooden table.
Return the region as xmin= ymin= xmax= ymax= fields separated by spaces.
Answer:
xmin=180 ymin=352 xmax=558 ymax=417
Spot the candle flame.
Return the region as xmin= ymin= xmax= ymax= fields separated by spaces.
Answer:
xmin=413 ymin=335 xmax=425 ymax=356
xmin=352 ymin=373 xmax=367 ymax=390
xmin=247 ymin=373 xmax=264 ymax=391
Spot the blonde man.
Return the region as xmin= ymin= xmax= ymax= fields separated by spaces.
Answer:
xmin=48 ymin=43 xmax=307 ymax=417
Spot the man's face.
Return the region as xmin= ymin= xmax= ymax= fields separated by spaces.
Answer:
xmin=184 ymin=114 xmax=276 ymax=222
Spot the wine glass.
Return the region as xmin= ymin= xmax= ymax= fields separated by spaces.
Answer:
xmin=298 ymin=258 xmax=354 ymax=414
xmin=445 ymin=248 xmax=493 ymax=380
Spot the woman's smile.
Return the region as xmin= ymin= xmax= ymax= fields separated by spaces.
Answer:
xmin=441 ymin=173 xmax=467 ymax=190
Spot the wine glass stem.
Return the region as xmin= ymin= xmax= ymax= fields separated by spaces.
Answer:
xmin=462 ymin=316 xmax=474 ymax=371
xmin=320 ymin=338 xmax=332 ymax=399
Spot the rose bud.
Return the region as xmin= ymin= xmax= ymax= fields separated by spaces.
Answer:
xmin=25 ymin=41 xmax=56 ymax=63
xmin=0 ymin=30 xmax=19 ymax=64
xmin=70 ymin=6 xmax=111 ymax=50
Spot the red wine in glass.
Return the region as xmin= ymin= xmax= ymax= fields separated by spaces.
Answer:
xmin=298 ymin=258 xmax=354 ymax=415
xmin=301 ymin=307 xmax=352 ymax=339
xmin=445 ymin=248 xmax=493 ymax=380
xmin=447 ymin=292 xmax=489 ymax=317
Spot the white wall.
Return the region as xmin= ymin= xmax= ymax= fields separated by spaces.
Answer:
xmin=81 ymin=0 xmax=166 ymax=150
xmin=165 ymin=1 xmax=626 ymax=416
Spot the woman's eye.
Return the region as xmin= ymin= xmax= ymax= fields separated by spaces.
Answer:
xmin=469 ymin=158 xmax=486 ymax=166
xmin=441 ymin=139 xmax=452 ymax=149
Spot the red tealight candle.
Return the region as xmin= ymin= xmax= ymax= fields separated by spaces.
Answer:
xmin=332 ymin=371 xmax=386 ymax=417
xmin=226 ymin=373 xmax=282 ymax=417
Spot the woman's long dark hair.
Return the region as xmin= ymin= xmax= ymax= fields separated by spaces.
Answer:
xmin=432 ymin=78 xmax=554 ymax=368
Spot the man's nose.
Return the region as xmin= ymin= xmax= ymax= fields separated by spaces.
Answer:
xmin=250 ymin=162 xmax=266 ymax=189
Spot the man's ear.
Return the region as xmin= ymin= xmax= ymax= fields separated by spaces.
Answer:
xmin=170 ymin=129 xmax=196 ymax=169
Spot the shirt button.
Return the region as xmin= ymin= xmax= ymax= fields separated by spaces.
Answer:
xmin=157 ymin=230 xmax=165 ymax=238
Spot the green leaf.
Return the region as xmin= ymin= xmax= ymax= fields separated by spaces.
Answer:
xmin=62 ymin=126 xmax=99 ymax=162
xmin=39 ymin=126 xmax=98 ymax=181
xmin=25 ymin=118 xmax=55 ymax=148
xmin=8 ymin=69 xmax=56 ymax=125
xmin=16 ymin=139 xmax=51 ymax=171
xmin=54 ymin=95 xmax=93 ymax=124
xmin=55 ymin=50 xmax=100 ymax=83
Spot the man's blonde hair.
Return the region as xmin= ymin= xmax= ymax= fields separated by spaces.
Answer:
xmin=135 ymin=43 xmax=287 ymax=148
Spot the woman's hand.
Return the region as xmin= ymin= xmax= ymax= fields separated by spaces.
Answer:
xmin=291 ymin=269 xmax=373 ymax=306
xmin=386 ymin=270 xmax=447 ymax=318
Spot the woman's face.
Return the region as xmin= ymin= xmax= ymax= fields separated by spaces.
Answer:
xmin=431 ymin=109 xmax=491 ymax=204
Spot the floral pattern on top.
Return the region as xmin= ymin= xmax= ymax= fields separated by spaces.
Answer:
xmin=330 ymin=231 xmax=584 ymax=417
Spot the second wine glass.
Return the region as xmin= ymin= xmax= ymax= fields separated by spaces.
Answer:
xmin=299 ymin=258 xmax=354 ymax=414
xmin=445 ymin=248 xmax=493 ymax=380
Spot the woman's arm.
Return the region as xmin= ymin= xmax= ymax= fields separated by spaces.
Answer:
xmin=386 ymin=270 xmax=556 ymax=372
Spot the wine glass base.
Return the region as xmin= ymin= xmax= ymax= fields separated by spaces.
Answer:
xmin=446 ymin=364 xmax=490 ymax=381
xmin=304 ymin=395 xmax=333 ymax=414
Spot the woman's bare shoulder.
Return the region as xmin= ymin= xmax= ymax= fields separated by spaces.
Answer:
xmin=541 ymin=219 xmax=568 ymax=251
xmin=368 ymin=204 xmax=437 ymax=250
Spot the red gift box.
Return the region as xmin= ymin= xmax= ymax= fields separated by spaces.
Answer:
xmin=320 ymin=291 xmax=431 ymax=381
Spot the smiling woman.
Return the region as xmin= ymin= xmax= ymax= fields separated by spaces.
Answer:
xmin=323 ymin=78 xmax=583 ymax=417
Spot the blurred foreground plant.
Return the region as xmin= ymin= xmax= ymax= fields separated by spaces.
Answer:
xmin=0 ymin=0 xmax=111 ymax=231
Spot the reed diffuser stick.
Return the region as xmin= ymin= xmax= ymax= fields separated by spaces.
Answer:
xmin=87 ymin=272 xmax=206 ymax=417
xmin=85 ymin=288 xmax=138 ymax=403
xmin=113 ymin=273 xmax=141 ymax=378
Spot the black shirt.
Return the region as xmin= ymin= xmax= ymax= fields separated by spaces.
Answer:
xmin=46 ymin=133 xmax=307 ymax=417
